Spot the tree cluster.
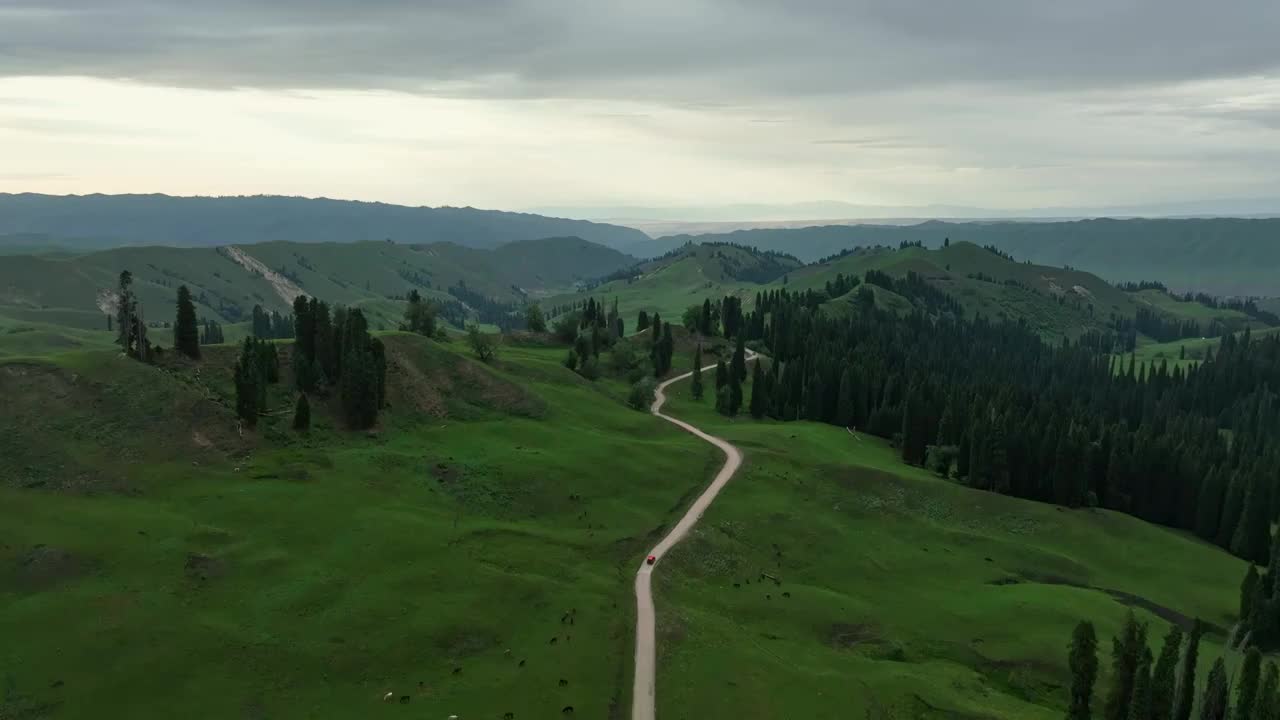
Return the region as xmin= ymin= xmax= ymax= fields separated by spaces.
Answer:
xmin=234 ymin=337 xmax=279 ymax=427
xmin=401 ymin=289 xmax=441 ymax=337
xmin=1070 ymin=614 xmax=1276 ymax=720
xmin=251 ymin=304 xmax=295 ymax=339
xmin=291 ymin=296 xmax=386 ymax=429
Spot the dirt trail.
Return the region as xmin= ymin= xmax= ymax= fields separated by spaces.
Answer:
xmin=632 ymin=352 xmax=754 ymax=720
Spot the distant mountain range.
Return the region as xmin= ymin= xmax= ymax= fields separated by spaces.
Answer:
xmin=0 ymin=193 xmax=648 ymax=251
xmin=532 ymin=197 xmax=1280 ymax=223
xmin=624 ymin=218 xmax=1280 ymax=297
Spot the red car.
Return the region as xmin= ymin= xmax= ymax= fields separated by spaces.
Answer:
xmin=646 ymin=555 xmax=657 ymax=565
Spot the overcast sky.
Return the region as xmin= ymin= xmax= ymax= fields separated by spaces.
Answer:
xmin=1 ymin=1 xmax=1278 ymax=214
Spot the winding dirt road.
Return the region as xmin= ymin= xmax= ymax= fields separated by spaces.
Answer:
xmin=632 ymin=353 xmax=754 ymax=720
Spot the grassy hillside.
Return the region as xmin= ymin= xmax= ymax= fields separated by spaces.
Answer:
xmin=639 ymin=218 xmax=1280 ymax=296
xmin=0 ymin=193 xmax=649 ymax=251
xmin=652 ymin=367 xmax=1248 ymax=719
xmin=544 ymin=242 xmax=802 ymax=330
xmin=0 ymin=237 xmax=631 ymax=333
xmin=0 ymin=335 xmax=727 ymax=719
xmin=790 ymin=242 xmax=1270 ymax=341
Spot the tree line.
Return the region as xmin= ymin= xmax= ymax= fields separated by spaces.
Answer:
xmin=1066 ymin=612 xmax=1277 ymax=720
xmin=687 ymin=279 xmax=1280 ymax=566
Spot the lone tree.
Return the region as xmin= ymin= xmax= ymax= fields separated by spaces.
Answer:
xmin=174 ymin=285 xmax=201 ymax=359
xmin=467 ymin=323 xmax=497 ymax=362
xmin=525 ymin=304 xmax=547 ymax=333
xmin=1068 ymin=621 xmax=1099 ymax=720
xmin=691 ymin=345 xmax=704 ymax=400
xmin=293 ymin=394 xmax=311 ymax=431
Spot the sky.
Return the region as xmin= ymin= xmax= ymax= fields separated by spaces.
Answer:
xmin=1 ymin=1 xmax=1278 ymax=214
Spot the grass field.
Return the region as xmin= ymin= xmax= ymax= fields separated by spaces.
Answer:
xmin=649 ymin=366 xmax=1248 ymax=718
xmin=0 ymin=336 xmax=725 ymax=719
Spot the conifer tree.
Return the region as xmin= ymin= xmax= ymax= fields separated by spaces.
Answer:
xmin=234 ymin=338 xmax=262 ymax=427
xmin=174 ymin=285 xmax=200 ymax=359
xmin=715 ymin=359 xmax=728 ymax=392
xmin=1255 ymin=662 xmax=1279 ymax=720
xmin=749 ymin=360 xmax=766 ymax=419
xmin=1218 ymin=471 xmax=1247 ymax=548
xmin=115 ymin=270 xmax=137 ymax=355
xmin=1173 ymin=620 xmax=1202 ymax=720
xmin=1105 ymin=612 xmax=1146 ymax=720
xmin=1198 ymin=658 xmax=1229 ymax=720
xmin=1238 ymin=647 xmax=1263 ymax=720
xmin=691 ymin=346 xmax=704 ymax=400
xmin=637 ymin=310 xmax=650 ymax=333
xmin=731 ymin=334 xmax=747 ymax=383
xmin=1129 ymin=647 xmax=1154 ymax=720
xmin=1069 ymin=620 xmax=1099 ymax=720
xmin=293 ymin=394 xmax=311 ymax=431
xmin=1233 ymin=473 xmax=1272 ymax=564
xmin=1151 ymin=625 xmax=1183 ymax=720
xmin=1242 ymin=565 xmax=1261 ymax=623
xmin=728 ymin=358 xmax=743 ymax=416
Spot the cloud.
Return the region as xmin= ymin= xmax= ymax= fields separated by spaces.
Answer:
xmin=1 ymin=1 xmax=1277 ymax=101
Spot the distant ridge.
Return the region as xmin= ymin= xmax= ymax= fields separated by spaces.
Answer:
xmin=0 ymin=193 xmax=650 ymax=251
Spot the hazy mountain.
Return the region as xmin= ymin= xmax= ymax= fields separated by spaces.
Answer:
xmin=533 ymin=197 xmax=1280 ymax=224
xmin=632 ymin=218 xmax=1280 ymax=296
xmin=0 ymin=193 xmax=649 ymax=251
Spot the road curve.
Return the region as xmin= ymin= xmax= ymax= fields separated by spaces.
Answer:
xmin=632 ymin=353 xmax=754 ymax=720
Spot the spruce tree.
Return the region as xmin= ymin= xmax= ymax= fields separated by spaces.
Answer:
xmin=749 ymin=360 xmax=766 ymax=419
xmin=115 ymin=270 xmax=136 ymax=355
xmin=1173 ymin=620 xmax=1202 ymax=720
xmin=731 ymin=334 xmax=747 ymax=383
xmin=637 ymin=310 xmax=650 ymax=333
xmin=234 ymin=338 xmax=261 ymax=428
xmin=174 ymin=285 xmax=200 ymax=359
xmin=691 ymin=346 xmax=704 ymax=400
xmin=1242 ymin=565 xmax=1261 ymax=623
xmin=1255 ymin=662 xmax=1279 ymax=720
xmin=1105 ymin=612 xmax=1146 ymax=720
xmin=1069 ymin=620 xmax=1100 ymax=720
xmin=1151 ymin=625 xmax=1183 ymax=720
xmin=1218 ymin=471 xmax=1247 ymax=549
xmin=715 ymin=359 xmax=728 ymax=392
xmin=1199 ymin=658 xmax=1229 ymax=720
xmin=1128 ymin=648 xmax=1153 ymax=720
xmin=293 ymin=394 xmax=311 ymax=431
xmin=837 ymin=367 xmax=855 ymax=427
xmin=728 ymin=358 xmax=743 ymax=416
xmin=1233 ymin=473 xmax=1272 ymax=564
xmin=1238 ymin=647 xmax=1263 ymax=720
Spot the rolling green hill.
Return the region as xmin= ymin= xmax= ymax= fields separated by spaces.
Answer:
xmin=0 ymin=193 xmax=649 ymax=251
xmin=789 ymin=242 xmax=1269 ymax=340
xmin=544 ymin=242 xmax=802 ymax=327
xmin=636 ymin=218 xmax=1280 ymax=296
xmin=0 ymin=237 xmax=632 ymax=332
xmin=1 ymin=329 xmax=1252 ymax=719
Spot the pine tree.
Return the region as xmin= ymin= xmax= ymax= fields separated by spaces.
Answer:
xmin=174 ymin=285 xmax=200 ymax=359
xmin=691 ymin=346 xmax=704 ymax=400
xmin=1242 ymin=565 xmax=1261 ymax=623
xmin=1129 ymin=647 xmax=1153 ymax=720
xmin=1237 ymin=647 xmax=1263 ymax=720
xmin=715 ymin=359 xmax=728 ymax=392
xmin=1105 ymin=612 xmax=1146 ymax=720
xmin=749 ymin=360 xmax=766 ymax=419
xmin=234 ymin=338 xmax=262 ymax=427
xmin=836 ymin=367 xmax=855 ymax=427
xmin=1069 ymin=621 xmax=1100 ymax=720
xmin=1151 ymin=625 xmax=1183 ymax=720
xmin=1255 ymin=662 xmax=1279 ymax=720
xmin=731 ymin=334 xmax=747 ymax=383
xmin=1233 ymin=473 xmax=1272 ymax=564
xmin=115 ymin=270 xmax=136 ymax=355
xmin=637 ymin=310 xmax=650 ymax=333
xmin=1218 ymin=470 xmax=1247 ymax=549
xmin=1198 ymin=658 xmax=1229 ymax=720
xmin=1195 ymin=468 xmax=1225 ymax=541
xmin=1173 ymin=620 xmax=1202 ymax=720
xmin=728 ymin=358 xmax=743 ymax=416
xmin=293 ymin=394 xmax=311 ymax=431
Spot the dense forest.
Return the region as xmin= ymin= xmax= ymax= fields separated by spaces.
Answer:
xmin=699 ymin=277 xmax=1280 ymax=568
